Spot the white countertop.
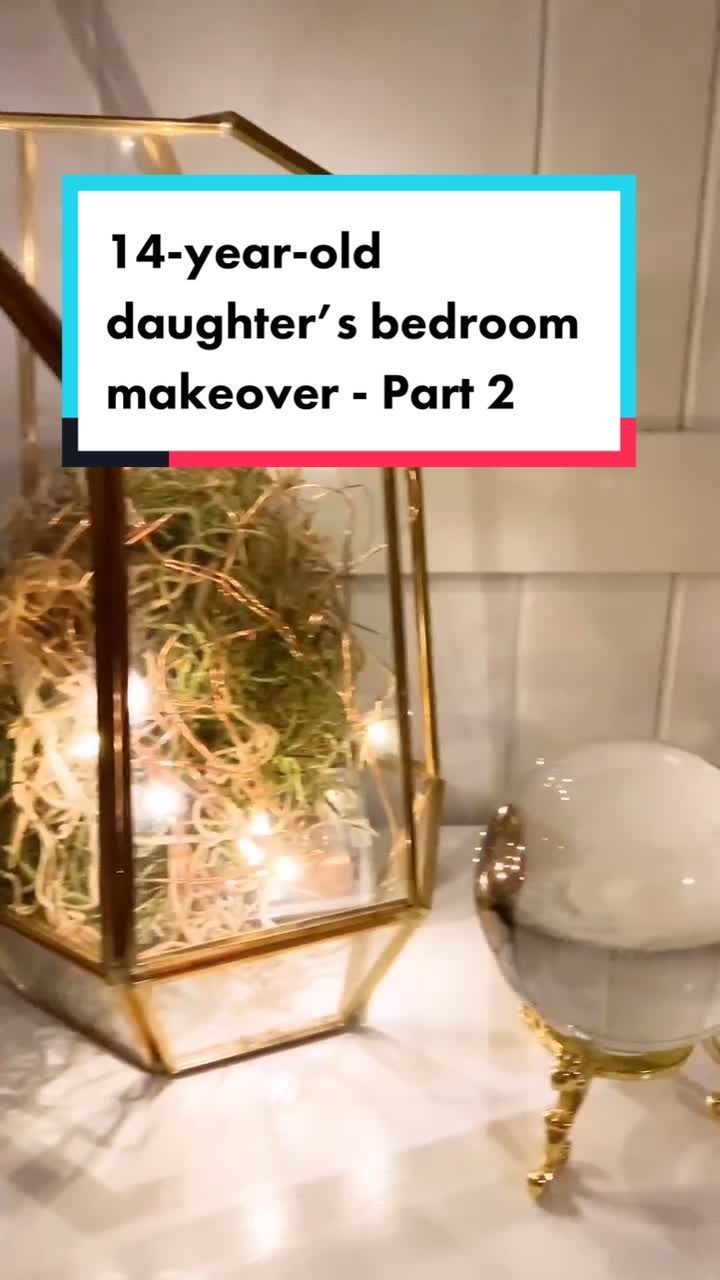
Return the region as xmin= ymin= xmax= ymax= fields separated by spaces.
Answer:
xmin=3 ymin=828 xmax=720 ymax=1279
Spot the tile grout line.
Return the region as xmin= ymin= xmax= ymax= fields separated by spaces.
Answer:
xmin=677 ymin=0 xmax=720 ymax=434
xmin=531 ymin=0 xmax=551 ymax=175
xmin=654 ymin=3 xmax=720 ymax=740
xmin=505 ymin=0 xmax=551 ymax=792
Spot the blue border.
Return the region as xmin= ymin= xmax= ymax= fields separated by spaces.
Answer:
xmin=619 ymin=176 xmax=636 ymax=418
xmin=61 ymin=172 xmax=636 ymax=434
xmin=61 ymin=177 xmax=78 ymax=418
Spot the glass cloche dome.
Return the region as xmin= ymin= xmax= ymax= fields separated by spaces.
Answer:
xmin=474 ymin=741 xmax=720 ymax=1055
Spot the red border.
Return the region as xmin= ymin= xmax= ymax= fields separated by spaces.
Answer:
xmin=169 ymin=418 xmax=636 ymax=469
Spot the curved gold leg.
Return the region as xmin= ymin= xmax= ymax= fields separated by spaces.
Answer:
xmin=528 ymin=1049 xmax=592 ymax=1198
xmin=701 ymin=1039 xmax=720 ymax=1117
xmin=705 ymin=1092 xmax=720 ymax=1118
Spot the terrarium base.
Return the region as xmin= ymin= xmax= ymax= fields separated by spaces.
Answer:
xmin=521 ymin=1006 xmax=720 ymax=1198
xmin=0 ymin=907 xmax=424 ymax=1074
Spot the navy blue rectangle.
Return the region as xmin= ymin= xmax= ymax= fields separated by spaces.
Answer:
xmin=62 ymin=419 xmax=169 ymax=468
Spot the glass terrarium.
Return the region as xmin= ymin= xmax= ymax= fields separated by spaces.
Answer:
xmin=0 ymin=111 xmax=442 ymax=1071
xmin=0 ymin=461 xmax=440 ymax=1071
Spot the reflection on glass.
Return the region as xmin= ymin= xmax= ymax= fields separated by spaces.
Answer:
xmin=0 ymin=467 xmax=101 ymax=957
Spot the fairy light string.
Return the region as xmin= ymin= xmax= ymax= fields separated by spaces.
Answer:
xmin=0 ymin=467 xmax=404 ymax=956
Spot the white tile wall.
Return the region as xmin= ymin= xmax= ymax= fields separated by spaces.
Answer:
xmin=508 ymin=574 xmax=668 ymax=778
xmin=661 ymin=577 xmax=720 ymax=762
xmin=541 ymin=0 xmax=718 ymax=431
xmin=4 ymin=0 xmax=720 ymax=822
xmin=421 ymin=438 xmax=720 ymax=573
xmin=102 ymin=0 xmax=545 ymax=174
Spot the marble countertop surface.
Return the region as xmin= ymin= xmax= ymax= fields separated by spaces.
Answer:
xmin=2 ymin=827 xmax=720 ymax=1280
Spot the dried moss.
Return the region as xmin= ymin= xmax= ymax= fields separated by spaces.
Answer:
xmin=0 ymin=467 xmax=381 ymax=953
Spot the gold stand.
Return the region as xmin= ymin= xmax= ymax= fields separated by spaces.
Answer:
xmin=522 ymin=1007 xmax=720 ymax=1198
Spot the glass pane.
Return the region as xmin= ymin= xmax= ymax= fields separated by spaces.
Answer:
xmin=144 ymin=921 xmax=405 ymax=1070
xmin=146 ymin=936 xmax=349 ymax=1068
xmin=0 ymin=435 xmax=102 ymax=958
xmin=126 ymin=467 xmax=410 ymax=959
xmin=0 ymin=131 xmax=110 ymax=959
xmin=340 ymin=919 xmax=409 ymax=1018
xmin=1 ymin=132 xmax=118 ymax=469
xmin=0 ymin=113 xmax=303 ymax=498
xmin=0 ymin=925 xmax=149 ymax=1067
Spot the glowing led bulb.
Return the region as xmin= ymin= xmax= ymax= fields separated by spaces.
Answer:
xmin=237 ymin=836 xmax=265 ymax=867
xmin=127 ymin=670 xmax=151 ymax=725
xmin=80 ymin=683 xmax=97 ymax=717
xmin=119 ymin=136 xmax=135 ymax=153
xmin=132 ymin=779 xmax=186 ymax=827
xmin=79 ymin=669 xmax=149 ymax=726
xmin=365 ymin=716 xmax=400 ymax=757
xmin=70 ymin=731 xmax=100 ymax=760
xmin=247 ymin=810 xmax=273 ymax=837
xmin=274 ymin=855 xmax=301 ymax=884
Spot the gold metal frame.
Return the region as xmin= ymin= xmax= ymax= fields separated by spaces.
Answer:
xmin=0 ymin=109 xmax=443 ymax=1072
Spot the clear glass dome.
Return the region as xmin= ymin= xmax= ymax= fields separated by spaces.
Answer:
xmin=474 ymin=741 xmax=720 ymax=1054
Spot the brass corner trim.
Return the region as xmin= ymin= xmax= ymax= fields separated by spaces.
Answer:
xmin=128 ymin=899 xmax=420 ymax=984
xmin=0 ymin=909 xmax=103 ymax=974
xmin=0 ymin=108 xmax=328 ymax=177
xmin=188 ymin=110 xmax=329 ymax=175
